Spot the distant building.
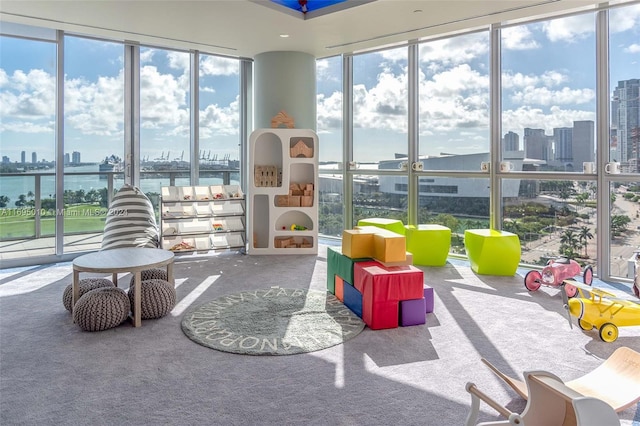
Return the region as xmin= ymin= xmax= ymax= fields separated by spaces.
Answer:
xmin=572 ymin=120 xmax=595 ymax=167
xmin=503 ymin=131 xmax=519 ymax=152
xmin=72 ymin=151 xmax=81 ymax=164
xmin=64 ymin=153 xmax=70 ymax=165
xmin=524 ymin=128 xmax=552 ymax=162
xmin=31 ymin=152 xmax=37 ymax=164
xmin=2 ymin=156 xmax=9 ymax=164
xmin=21 ymin=151 xmax=25 ymax=164
xmin=553 ymin=127 xmax=573 ymax=164
xmin=611 ymin=78 xmax=640 ymax=172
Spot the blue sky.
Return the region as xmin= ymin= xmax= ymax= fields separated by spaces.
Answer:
xmin=1 ymin=4 xmax=638 ymax=165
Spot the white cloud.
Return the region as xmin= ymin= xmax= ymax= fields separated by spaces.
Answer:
xmin=610 ymin=4 xmax=640 ymax=33
xmin=0 ymin=69 xmax=55 ymax=119
xmin=542 ymin=14 xmax=594 ymax=43
xmin=502 ymin=26 xmax=539 ymax=50
xmin=199 ymin=96 xmax=240 ymax=138
xmin=510 ymin=86 xmax=595 ymax=106
xmin=502 ymin=105 xmax=595 ymax=135
xmin=502 ymin=70 xmax=568 ymax=90
xmin=316 ymin=91 xmax=342 ymax=132
xmin=418 ymin=33 xmax=489 ymax=71
xmin=64 ymin=73 xmax=124 ymax=136
xmin=200 ymin=55 xmax=239 ymax=76
xmin=625 ymin=43 xmax=640 ymax=53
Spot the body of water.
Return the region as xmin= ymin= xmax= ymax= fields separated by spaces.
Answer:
xmin=0 ymin=165 xmax=235 ymax=205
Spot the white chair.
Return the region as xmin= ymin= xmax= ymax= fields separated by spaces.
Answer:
xmin=466 ymin=370 xmax=620 ymax=426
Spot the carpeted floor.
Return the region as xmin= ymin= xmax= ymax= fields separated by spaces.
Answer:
xmin=1 ymin=244 xmax=639 ymax=425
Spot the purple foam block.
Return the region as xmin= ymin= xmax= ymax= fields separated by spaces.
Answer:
xmin=424 ymin=286 xmax=434 ymax=313
xmin=399 ymin=298 xmax=426 ymax=326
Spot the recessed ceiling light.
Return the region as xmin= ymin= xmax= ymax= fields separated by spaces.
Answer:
xmin=280 ymin=34 xmax=290 ymax=38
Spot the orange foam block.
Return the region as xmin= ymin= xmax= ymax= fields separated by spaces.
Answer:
xmin=335 ymin=276 xmax=345 ymax=302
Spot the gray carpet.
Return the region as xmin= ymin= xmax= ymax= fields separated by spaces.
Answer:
xmin=181 ymin=287 xmax=365 ymax=355
xmin=0 ymin=244 xmax=639 ymax=426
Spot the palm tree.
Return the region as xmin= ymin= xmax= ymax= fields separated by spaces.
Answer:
xmin=560 ymin=229 xmax=580 ymax=258
xmin=578 ymin=226 xmax=593 ymax=258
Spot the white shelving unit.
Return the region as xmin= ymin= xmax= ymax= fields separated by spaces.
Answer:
xmin=160 ymin=185 xmax=245 ymax=254
xmin=248 ymin=128 xmax=318 ymax=255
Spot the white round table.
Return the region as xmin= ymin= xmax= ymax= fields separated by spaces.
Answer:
xmin=73 ymin=248 xmax=175 ymax=327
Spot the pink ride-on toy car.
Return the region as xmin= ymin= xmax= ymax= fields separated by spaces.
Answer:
xmin=524 ymin=257 xmax=593 ymax=297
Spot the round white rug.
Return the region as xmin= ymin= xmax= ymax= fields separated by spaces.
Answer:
xmin=181 ymin=287 xmax=365 ymax=355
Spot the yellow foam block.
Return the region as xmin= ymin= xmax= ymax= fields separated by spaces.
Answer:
xmin=341 ymin=229 xmax=374 ymax=259
xmin=373 ymin=232 xmax=406 ymax=263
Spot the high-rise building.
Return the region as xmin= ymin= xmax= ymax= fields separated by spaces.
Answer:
xmin=21 ymin=151 xmax=25 ymax=164
xmin=572 ymin=120 xmax=595 ymax=167
xmin=553 ymin=127 xmax=573 ymax=163
xmin=64 ymin=153 xmax=70 ymax=165
xmin=524 ymin=128 xmax=551 ymax=161
xmin=31 ymin=152 xmax=37 ymax=164
xmin=72 ymin=151 xmax=81 ymax=164
xmin=503 ymin=131 xmax=519 ymax=151
xmin=611 ymin=78 xmax=640 ymax=172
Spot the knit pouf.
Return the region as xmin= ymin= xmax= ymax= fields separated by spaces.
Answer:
xmin=128 ymin=279 xmax=176 ymax=320
xmin=73 ymin=287 xmax=130 ymax=332
xmin=63 ymin=278 xmax=115 ymax=313
xmin=128 ymin=268 xmax=168 ymax=287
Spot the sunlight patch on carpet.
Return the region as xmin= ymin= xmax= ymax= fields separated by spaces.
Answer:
xmin=181 ymin=287 xmax=365 ymax=355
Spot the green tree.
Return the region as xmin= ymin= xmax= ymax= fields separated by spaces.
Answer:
xmin=578 ymin=226 xmax=593 ymax=258
xmin=559 ymin=229 xmax=580 ymax=258
xmin=14 ymin=194 xmax=27 ymax=207
xmin=0 ymin=195 xmax=9 ymax=208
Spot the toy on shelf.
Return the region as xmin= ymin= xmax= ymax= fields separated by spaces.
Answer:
xmin=290 ymin=140 xmax=313 ymax=158
xmin=524 ymin=256 xmax=593 ymax=298
xmin=479 ymin=346 xmax=640 ymax=413
xmin=271 ymin=110 xmax=294 ymax=129
xmin=564 ymin=279 xmax=640 ymax=342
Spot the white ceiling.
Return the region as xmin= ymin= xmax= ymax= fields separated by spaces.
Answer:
xmin=0 ymin=0 xmax=605 ymax=58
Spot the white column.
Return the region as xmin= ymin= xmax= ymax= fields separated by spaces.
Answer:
xmin=254 ymin=51 xmax=316 ymax=130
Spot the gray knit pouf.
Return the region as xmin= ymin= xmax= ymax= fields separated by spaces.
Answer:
xmin=73 ymin=287 xmax=130 ymax=332
xmin=128 ymin=268 xmax=168 ymax=287
xmin=128 ymin=279 xmax=176 ymax=320
xmin=63 ymin=278 xmax=115 ymax=313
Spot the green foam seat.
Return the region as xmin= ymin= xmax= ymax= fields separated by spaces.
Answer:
xmin=405 ymin=224 xmax=451 ymax=266
xmin=357 ymin=218 xmax=405 ymax=235
xmin=464 ymin=229 xmax=521 ymax=276
xmin=327 ymin=246 xmax=371 ymax=294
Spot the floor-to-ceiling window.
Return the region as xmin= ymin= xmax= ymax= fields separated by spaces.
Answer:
xmin=316 ymin=2 xmax=639 ymax=283
xmin=0 ymin=24 xmax=57 ymax=258
xmin=198 ymin=54 xmax=241 ymax=188
xmin=500 ymin=12 xmax=599 ymax=272
xmin=139 ymin=46 xmax=191 ymax=203
xmin=607 ymin=3 xmax=640 ymax=279
xmin=0 ymin=24 xmax=246 ymax=266
xmin=351 ymin=46 xmax=408 ymax=227
xmin=63 ymin=35 xmax=125 ymax=253
xmin=417 ymin=31 xmax=491 ymax=249
xmin=316 ymin=55 xmax=344 ymax=237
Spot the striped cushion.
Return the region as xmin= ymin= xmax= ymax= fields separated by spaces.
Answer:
xmin=101 ymin=185 xmax=159 ymax=250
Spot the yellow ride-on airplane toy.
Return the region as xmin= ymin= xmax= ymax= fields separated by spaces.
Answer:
xmin=563 ymin=279 xmax=640 ymax=342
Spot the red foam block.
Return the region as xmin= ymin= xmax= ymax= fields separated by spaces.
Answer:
xmin=354 ymin=261 xmax=424 ymax=303
xmin=363 ymin=300 xmax=399 ymax=330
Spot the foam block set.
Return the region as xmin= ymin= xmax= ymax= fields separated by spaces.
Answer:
xmin=327 ymin=226 xmax=435 ymax=330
